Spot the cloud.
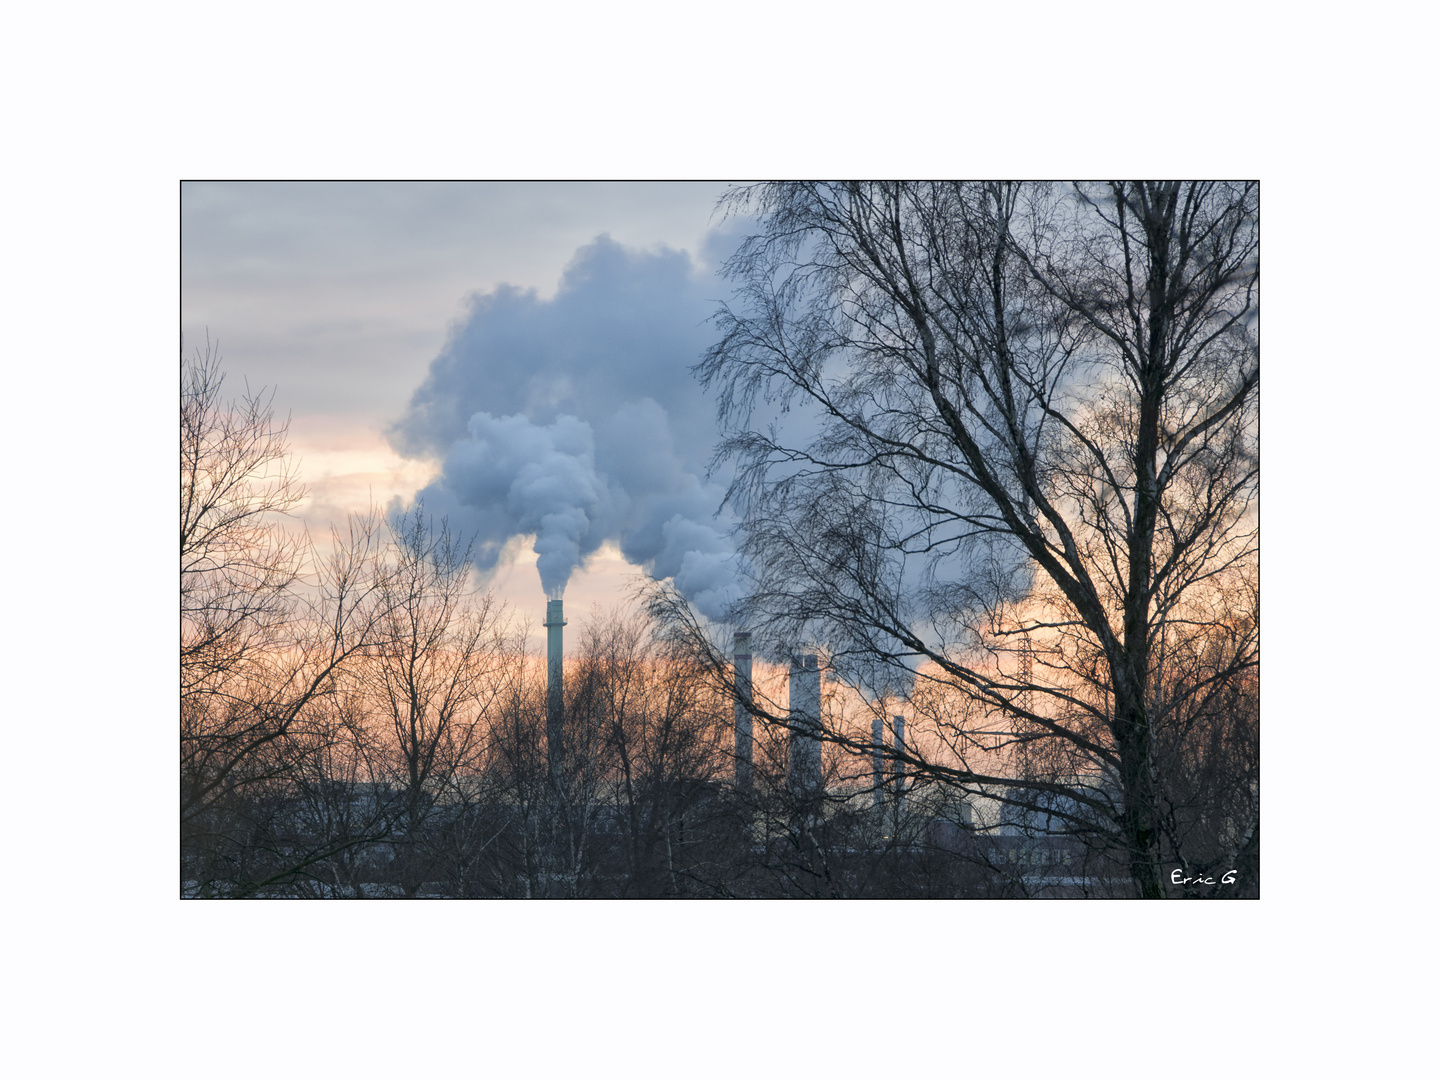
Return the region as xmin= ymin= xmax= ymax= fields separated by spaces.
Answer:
xmin=393 ymin=234 xmax=747 ymax=617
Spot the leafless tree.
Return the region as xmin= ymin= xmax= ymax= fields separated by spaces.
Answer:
xmin=263 ymin=689 xmax=398 ymax=898
xmin=482 ymin=654 xmax=557 ymax=897
xmin=359 ymin=506 xmax=512 ymax=896
xmin=181 ymin=335 xmax=305 ymax=706
xmin=180 ymin=339 xmax=392 ymax=896
xmin=568 ymin=605 xmax=733 ymax=897
xmin=677 ymin=182 xmax=1258 ymax=898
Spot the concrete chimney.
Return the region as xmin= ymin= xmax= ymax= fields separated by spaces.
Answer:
xmin=733 ymin=631 xmax=753 ymax=795
xmin=788 ymin=654 xmax=822 ymax=801
xmin=871 ymin=713 xmax=885 ymax=808
xmin=893 ymin=713 xmax=906 ymax=814
xmin=545 ymin=598 xmax=566 ymax=783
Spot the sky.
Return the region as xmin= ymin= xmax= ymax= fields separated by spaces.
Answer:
xmin=181 ymin=181 xmax=752 ymax=647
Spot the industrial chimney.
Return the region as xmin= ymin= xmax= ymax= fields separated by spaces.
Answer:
xmin=871 ymin=713 xmax=885 ymax=808
xmin=733 ymin=631 xmax=753 ymax=795
xmin=893 ymin=713 xmax=907 ymax=814
xmin=545 ymin=597 xmax=566 ymax=784
xmin=788 ymin=654 xmax=822 ymax=801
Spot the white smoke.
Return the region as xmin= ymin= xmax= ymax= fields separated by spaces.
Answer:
xmin=393 ymin=233 xmax=753 ymax=616
xmin=422 ymin=408 xmax=747 ymax=613
xmin=654 ymin=515 xmax=743 ymax=620
xmin=439 ymin=412 xmax=609 ymax=598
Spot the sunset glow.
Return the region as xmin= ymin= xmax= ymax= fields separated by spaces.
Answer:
xmin=182 ymin=181 xmax=1258 ymax=903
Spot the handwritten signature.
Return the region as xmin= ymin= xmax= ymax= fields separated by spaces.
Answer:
xmin=1170 ymin=869 xmax=1238 ymax=886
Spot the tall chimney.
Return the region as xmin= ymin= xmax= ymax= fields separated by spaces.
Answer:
xmin=545 ymin=598 xmax=566 ymax=783
xmin=788 ymin=654 xmax=822 ymax=801
xmin=733 ymin=631 xmax=753 ymax=795
xmin=893 ymin=713 xmax=906 ymax=814
xmin=871 ymin=713 xmax=885 ymax=808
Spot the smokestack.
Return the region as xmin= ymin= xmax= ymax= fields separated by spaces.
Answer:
xmin=788 ymin=654 xmax=822 ymax=801
xmin=872 ymin=713 xmax=885 ymax=808
xmin=733 ymin=632 xmax=753 ymax=795
xmin=545 ymin=597 xmax=566 ymax=783
xmin=893 ymin=713 xmax=906 ymax=814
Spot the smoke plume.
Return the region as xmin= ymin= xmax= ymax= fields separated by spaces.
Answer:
xmin=391 ymin=234 xmax=747 ymax=618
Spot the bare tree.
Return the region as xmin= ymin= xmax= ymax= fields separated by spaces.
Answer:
xmin=180 ymin=339 xmax=392 ymax=896
xmin=181 ymin=335 xmax=305 ymax=706
xmin=360 ymin=506 xmax=511 ymax=896
xmin=569 ymin=605 xmax=732 ymax=897
xmin=262 ymin=689 xmax=399 ymax=898
xmin=682 ymin=182 xmax=1259 ymax=898
xmin=482 ymin=653 xmax=557 ymax=897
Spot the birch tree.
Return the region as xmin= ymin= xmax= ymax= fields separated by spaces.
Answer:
xmin=691 ymin=182 xmax=1259 ymax=898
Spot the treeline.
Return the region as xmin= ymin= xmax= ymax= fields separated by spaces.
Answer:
xmin=181 ymin=339 xmax=1256 ymax=899
xmin=183 ymin=591 xmax=1018 ymax=899
xmin=178 ymin=344 xmax=998 ymax=898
